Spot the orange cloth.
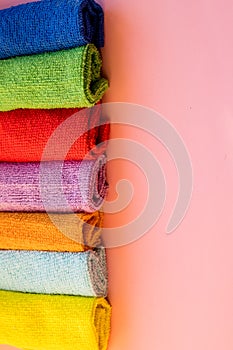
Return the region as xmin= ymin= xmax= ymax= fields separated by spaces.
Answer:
xmin=0 ymin=211 xmax=103 ymax=252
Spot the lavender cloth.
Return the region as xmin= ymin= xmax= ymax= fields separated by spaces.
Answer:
xmin=0 ymin=156 xmax=107 ymax=213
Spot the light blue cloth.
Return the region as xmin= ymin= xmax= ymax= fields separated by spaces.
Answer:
xmin=0 ymin=249 xmax=107 ymax=297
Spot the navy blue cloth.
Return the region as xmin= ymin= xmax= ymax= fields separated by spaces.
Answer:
xmin=0 ymin=0 xmax=104 ymax=59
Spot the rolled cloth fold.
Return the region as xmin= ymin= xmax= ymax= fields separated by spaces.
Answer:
xmin=0 ymin=211 xmax=103 ymax=251
xmin=0 ymin=106 xmax=109 ymax=162
xmin=0 ymin=44 xmax=108 ymax=111
xmin=0 ymin=291 xmax=111 ymax=350
xmin=0 ymin=0 xmax=104 ymax=59
xmin=0 ymin=249 xmax=107 ymax=296
xmin=0 ymin=156 xmax=107 ymax=212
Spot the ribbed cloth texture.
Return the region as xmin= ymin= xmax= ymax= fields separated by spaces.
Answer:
xmin=0 ymin=44 xmax=108 ymax=111
xmin=0 ymin=2 xmax=111 ymax=349
xmin=0 ymin=290 xmax=111 ymax=350
xmin=0 ymin=211 xmax=103 ymax=251
xmin=0 ymin=0 xmax=104 ymax=59
xmin=0 ymin=106 xmax=109 ymax=161
xmin=0 ymin=249 xmax=107 ymax=296
xmin=0 ymin=156 xmax=107 ymax=212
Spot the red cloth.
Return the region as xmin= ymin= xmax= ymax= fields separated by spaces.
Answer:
xmin=0 ymin=105 xmax=109 ymax=162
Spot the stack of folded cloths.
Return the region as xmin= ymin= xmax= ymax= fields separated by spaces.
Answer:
xmin=0 ymin=1 xmax=111 ymax=350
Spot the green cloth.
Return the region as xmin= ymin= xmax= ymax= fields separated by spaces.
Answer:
xmin=0 ymin=44 xmax=108 ymax=111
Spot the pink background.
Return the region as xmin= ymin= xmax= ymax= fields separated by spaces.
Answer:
xmin=1 ymin=0 xmax=233 ymax=350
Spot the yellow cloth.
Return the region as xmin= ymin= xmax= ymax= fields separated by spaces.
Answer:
xmin=0 ymin=291 xmax=111 ymax=350
xmin=0 ymin=211 xmax=103 ymax=251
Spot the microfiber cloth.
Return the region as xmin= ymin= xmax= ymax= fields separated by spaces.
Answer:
xmin=0 ymin=106 xmax=110 ymax=162
xmin=0 ymin=0 xmax=104 ymax=59
xmin=0 ymin=248 xmax=107 ymax=297
xmin=0 ymin=291 xmax=111 ymax=350
xmin=0 ymin=211 xmax=103 ymax=251
xmin=0 ymin=156 xmax=107 ymax=212
xmin=0 ymin=44 xmax=108 ymax=111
